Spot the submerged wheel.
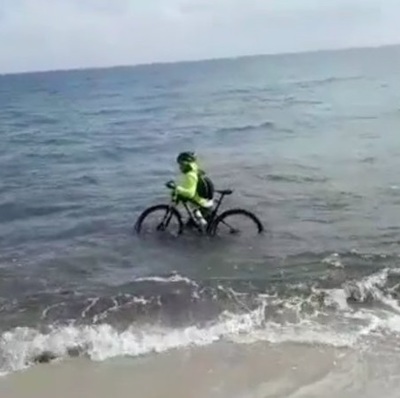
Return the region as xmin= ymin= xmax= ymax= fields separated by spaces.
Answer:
xmin=134 ymin=205 xmax=183 ymax=236
xmin=209 ymin=208 xmax=264 ymax=237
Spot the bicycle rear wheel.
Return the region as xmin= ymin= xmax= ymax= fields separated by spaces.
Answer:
xmin=209 ymin=208 xmax=264 ymax=237
xmin=134 ymin=205 xmax=183 ymax=236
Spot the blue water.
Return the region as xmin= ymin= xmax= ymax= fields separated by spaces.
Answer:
xmin=2 ymin=45 xmax=400 ymax=374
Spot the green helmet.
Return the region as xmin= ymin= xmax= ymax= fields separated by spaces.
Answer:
xmin=176 ymin=151 xmax=196 ymax=164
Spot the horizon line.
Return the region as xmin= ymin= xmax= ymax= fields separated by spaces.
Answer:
xmin=2 ymin=42 xmax=400 ymax=77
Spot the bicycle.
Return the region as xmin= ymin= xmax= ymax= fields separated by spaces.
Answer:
xmin=134 ymin=183 xmax=264 ymax=237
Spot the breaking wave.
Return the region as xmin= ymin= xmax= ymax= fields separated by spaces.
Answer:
xmin=2 ymin=267 xmax=400 ymax=375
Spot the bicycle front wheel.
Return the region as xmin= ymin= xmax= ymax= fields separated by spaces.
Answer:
xmin=134 ymin=204 xmax=183 ymax=236
xmin=209 ymin=208 xmax=264 ymax=237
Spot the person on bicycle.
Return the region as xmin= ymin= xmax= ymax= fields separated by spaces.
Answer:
xmin=166 ymin=152 xmax=214 ymax=228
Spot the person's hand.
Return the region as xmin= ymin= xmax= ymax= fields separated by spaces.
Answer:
xmin=165 ymin=180 xmax=176 ymax=190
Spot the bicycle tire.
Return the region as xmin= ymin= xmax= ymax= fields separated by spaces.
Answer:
xmin=134 ymin=204 xmax=184 ymax=235
xmin=209 ymin=208 xmax=264 ymax=236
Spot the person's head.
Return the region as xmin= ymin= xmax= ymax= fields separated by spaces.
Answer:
xmin=176 ymin=151 xmax=197 ymax=173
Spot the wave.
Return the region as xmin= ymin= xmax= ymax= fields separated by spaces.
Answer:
xmin=82 ymin=108 xmax=124 ymax=117
xmin=2 ymin=267 xmax=400 ymax=375
xmin=266 ymin=173 xmax=328 ymax=184
xmin=294 ymin=75 xmax=363 ymax=88
xmin=217 ymin=121 xmax=275 ymax=134
xmin=0 ymin=201 xmax=81 ymax=223
xmin=133 ymin=274 xmax=198 ymax=285
xmin=282 ymin=96 xmax=324 ymax=105
xmin=0 ymin=302 xmax=354 ymax=376
xmin=7 ymin=114 xmax=60 ymax=129
xmin=343 ymin=268 xmax=400 ymax=307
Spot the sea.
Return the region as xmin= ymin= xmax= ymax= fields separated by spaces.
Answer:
xmin=1 ymin=45 xmax=400 ymax=397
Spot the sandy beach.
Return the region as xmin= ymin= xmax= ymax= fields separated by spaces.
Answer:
xmin=0 ymin=342 xmax=358 ymax=398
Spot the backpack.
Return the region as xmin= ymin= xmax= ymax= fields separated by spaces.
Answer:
xmin=197 ymin=174 xmax=214 ymax=200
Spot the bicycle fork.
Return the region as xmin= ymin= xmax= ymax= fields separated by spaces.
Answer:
xmin=158 ymin=206 xmax=174 ymax=231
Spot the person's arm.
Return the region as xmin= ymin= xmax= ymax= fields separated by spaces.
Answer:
xmin=176 ymin=172 xmax=197 ymax=199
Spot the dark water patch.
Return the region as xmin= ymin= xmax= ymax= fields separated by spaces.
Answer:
xmin=0 ymin=202 xmax=81 ymax=223
xmin=2 ymin=259 xmax=400 ymax=333
xmin=216 ymin=88 xmax=255 ymax=96
xmin=108 ymin=118 xmax=138 ymax=128
xmin=81 ymin=108 xmax=126 ymax=117
xmin=0 ymin=276 xmax=250 ymax=330
xmin=5 ymin=113 xmax=60 ymax=128
xmin=217 ymin=121 xmax=275 ymax=134
xmin=266 ymin=173 xmax=329 ymax=184
xmin=282 ymin=96 xmax=324 ymax=106
xmin=294 ymin=75 xmax=363 ymax=88
xmin=360 ymin=156 xmax=376 ymax=164
xmin=135 ymin=104 xmax=169 ymax=114
xmin=343 ymin=114 xmax=378 ymax=121
xmin=48 ymin=218 xmax=113 ymax=241
xmin=75 ymin=175 xmax=99 ymax=185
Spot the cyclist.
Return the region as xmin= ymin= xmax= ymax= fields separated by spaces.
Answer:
xmin=166 ymin=152 xmax=214 ymax=229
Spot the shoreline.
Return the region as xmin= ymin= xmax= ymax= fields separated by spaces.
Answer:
xmin=0 ymin=341 xmax=349 ymax=398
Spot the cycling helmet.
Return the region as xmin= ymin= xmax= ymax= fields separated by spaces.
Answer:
xmin=176 ymin=151 xmax=196 ymax=164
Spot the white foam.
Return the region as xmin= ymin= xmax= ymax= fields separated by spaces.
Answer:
xmin=343 ymin=268 xmax=389 ymax=303
xmin=324 ymin=288 xmax=350 ymax=311
xmin=231 ymin=321 xmax=357 ymax=348
xmin=0 ymin=305 xmax=263 ymax=374
xmin=134 ymin=274 xmax=197 ymax=286
xmin=0 ymin=300 xmax=360 ymax=376
xmin=322 ymin=268 xmax=400 ymax=337
xmin=3 ymin=268 xmax=400 ymax=376
xmin=322 ymin=253 xmax=344 ymax=269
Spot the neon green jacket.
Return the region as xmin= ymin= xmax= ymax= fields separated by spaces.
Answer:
xmin=176 ymin=162 xmax=208 ymax=207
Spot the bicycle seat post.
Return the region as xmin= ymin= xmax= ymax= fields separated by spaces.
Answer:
xmin=213 ymin=190 xmax=228 ymax=217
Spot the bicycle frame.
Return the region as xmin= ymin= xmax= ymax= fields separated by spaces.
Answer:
xmin=168 ymin=191 xmax=230 ymax=232
xmin=157 ymin=205 xmax=177 ymax=231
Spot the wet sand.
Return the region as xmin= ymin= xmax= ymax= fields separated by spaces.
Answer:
xmin=0 ymin=342 xmax=352 ymax=398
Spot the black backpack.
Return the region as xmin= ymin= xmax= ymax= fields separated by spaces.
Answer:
xmin=197 ymin=173 xmax=214 ymax=200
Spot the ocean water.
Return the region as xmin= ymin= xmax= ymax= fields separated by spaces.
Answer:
xmin=1 ymin=45 xmax=400 ymax=395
